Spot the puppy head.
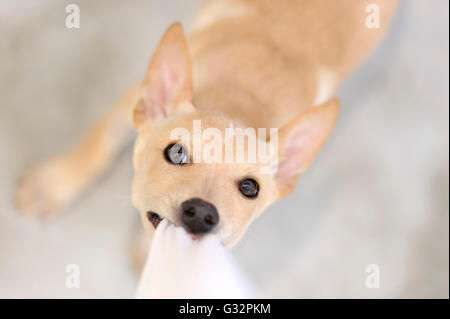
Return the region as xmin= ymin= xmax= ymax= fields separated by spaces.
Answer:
xmin=131 ymin=23 xmax=339 ymax=247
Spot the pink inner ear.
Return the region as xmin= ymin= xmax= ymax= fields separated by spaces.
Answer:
xmin=142 ymin=85 xmax=167 ymax=119
xmin=142 ymin=47 xmax=186 ymax=120
xmin=275 ymin=130 xmax=311 ymax=185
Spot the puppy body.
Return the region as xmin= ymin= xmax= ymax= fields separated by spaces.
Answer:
xmin=190 ymin=0 xmax=397 ymax=128
xmin=16 ymin=0 xmax=397 ymax=247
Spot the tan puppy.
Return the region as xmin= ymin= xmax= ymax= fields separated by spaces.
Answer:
xmin=16 ymin=0 xmax=397 ymax=247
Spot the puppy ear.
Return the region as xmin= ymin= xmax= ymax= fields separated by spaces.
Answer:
xmin=275 ymin=98 xmax=339 ymax=197
xmin=134 ymin=22 xmax=193 ymax=128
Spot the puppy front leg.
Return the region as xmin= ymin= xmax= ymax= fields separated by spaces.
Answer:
xmin=15 ymin=83 xmax=141 ymax=216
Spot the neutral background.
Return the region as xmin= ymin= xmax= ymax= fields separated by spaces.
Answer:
xmin=0 ymin=0 xmax=448 ymax=298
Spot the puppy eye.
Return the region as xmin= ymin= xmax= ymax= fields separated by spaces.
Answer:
xmin=164 ymin=143 xmax=189 ymax=165
xmin=238 ymin=178 xmax=259 ymax=199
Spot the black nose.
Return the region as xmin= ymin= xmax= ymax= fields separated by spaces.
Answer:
xmin=181 ymin=198 xmax=219 ymax=234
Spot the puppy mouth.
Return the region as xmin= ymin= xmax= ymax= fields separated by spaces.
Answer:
xmin=147 ymin=211 xmax=164 ymax=228
xmin=146 ymin=211 xmax=201 ymax=241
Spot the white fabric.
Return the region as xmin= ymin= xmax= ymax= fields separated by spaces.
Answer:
xmin=136 ymin=220 xmax=254 ymax=298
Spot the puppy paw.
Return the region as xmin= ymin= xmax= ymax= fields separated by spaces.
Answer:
xmin=15 ymin=160 xmax=77 ymax=217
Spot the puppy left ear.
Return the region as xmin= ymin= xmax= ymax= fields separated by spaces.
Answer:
xmin=275 ymin=98 xmax=339 ymax=197
xmin=134 ymin=22 xmax=193 ymax=128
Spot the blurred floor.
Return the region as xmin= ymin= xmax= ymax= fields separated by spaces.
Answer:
xmin=0 ymin=0 xmax=448 ymax=298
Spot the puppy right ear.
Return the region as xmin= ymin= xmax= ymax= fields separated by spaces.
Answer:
xmin=275 ymin=98 xmax=339 ymax=198
xmin=134 ymin=22 xmax=193 ymax=128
